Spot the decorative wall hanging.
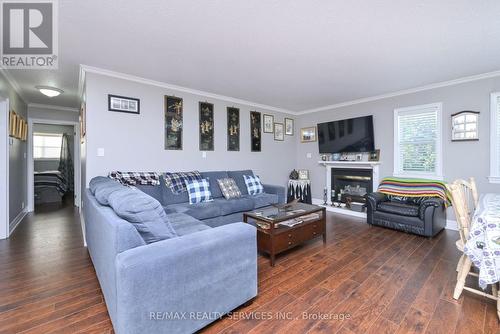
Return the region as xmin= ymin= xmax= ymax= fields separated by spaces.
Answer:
xmin=9 ymin=111 xmax=16 ymax=137
xmin=250 ymin=111 xmax=261 ymax=152
xmin=263 ymin=114 xmax=274 ymax=133
xmin=164 ymin=96 xmax=183 ymax=150
xmin=108 ymin=94 xmax=140 ymax=114
xmin=80 ymin=104 xmax=86 ymax=143
xmin=227 ymin=107 xmax=240 ymax=151
xmin=300 ymin=126 xmax=317 ymax=142
xmin=368 ymin=149 xmax=380 ymax=161
xmin=285 ymin=118 xmax=294 ymax=136
xmin=451 ymin=111 xmax=479 ymax=141
xmin=199 ymin=102 xmax=214 ymax=151
xmin=274 ymin=122 xmax=284 ymax=141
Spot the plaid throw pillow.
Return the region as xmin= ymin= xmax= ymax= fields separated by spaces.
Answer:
xmin=217 ymin=178 xmax=241 ymax=199
xmin=164 ymin=171 xmax=202 ymax=194
xmin=109 ymin=171 xmax=160 ymax=186
xmin=185 ymin=178 xmax=213 ymax=204
xmin=243 ymin=175 xmax=264 ymax=195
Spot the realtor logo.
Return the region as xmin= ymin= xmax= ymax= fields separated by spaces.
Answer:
xmin=1 ymin=0 xmax=58 ymax=69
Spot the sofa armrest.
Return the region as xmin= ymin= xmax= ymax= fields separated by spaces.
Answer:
xmin=418 ymin=198 xmax=444 ymax=220
xmin=365 ymin=192 xmax=387 ymax=211
xmin=114 ymin=223 xmax=257 ymax=334
xmin=263 ymin=184 xmax=286 ymax=204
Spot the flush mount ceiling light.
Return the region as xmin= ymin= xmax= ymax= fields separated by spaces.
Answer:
xmin=36 ymin=86 xmax=64 ymax=97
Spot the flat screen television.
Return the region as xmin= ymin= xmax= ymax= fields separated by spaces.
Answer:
xmin=317 ymin=115 xmax=374 ymax=153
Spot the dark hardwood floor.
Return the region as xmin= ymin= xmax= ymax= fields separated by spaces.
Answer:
xmin=1 ymin=204 xmax=498 ymax=333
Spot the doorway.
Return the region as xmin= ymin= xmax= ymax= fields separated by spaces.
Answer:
xmin=0 ymin=99 xmax=8 ymax=239
xmin=27 ymin=119 xmax=80 ymax=212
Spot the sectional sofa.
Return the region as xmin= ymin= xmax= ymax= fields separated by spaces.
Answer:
xmin=83 ymin=169 xmax=286 ymax=334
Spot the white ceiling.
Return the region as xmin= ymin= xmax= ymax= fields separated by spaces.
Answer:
xmin=4 ymin=0 xmax=500 ymax=112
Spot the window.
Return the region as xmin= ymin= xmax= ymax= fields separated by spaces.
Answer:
xmin=451 ymin=111 xmax=479 ymax=141
xmin=33 ymin=133 xmax=62 ymax=159
xmin=394 ymin=103 xmax=442 ymax=178
xmin=489 ymin=92 xmax=500 ymax=183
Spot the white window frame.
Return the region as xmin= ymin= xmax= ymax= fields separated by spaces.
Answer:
xmin=489 ymin=92 xmax=500 ymax=183
xmin=393 ymin=102 xmax=443 ymax=179
xmin=33 ymin=132 xmax=63 ymax=160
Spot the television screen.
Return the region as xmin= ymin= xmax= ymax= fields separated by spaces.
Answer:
xmin=317 ymin=115 xmax=374 ymax=153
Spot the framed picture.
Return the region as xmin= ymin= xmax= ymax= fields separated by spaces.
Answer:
xmin=451 ymin=111 xmax=479 ymax=141
xmin=250 ymin=111 xmax=261 ymax=152
xmin=15 ymin=116 xmax=23 ymax=139
xmin=300 ymin=126 xmax=317 ymax=142
xmin=298 ymin=169 xmax=309 ymax=180
xmin=80 ymin=104 xmax=86 ymax=143
xmin=199 ymin=102 xmax=214 ymax=151
xmin=274 ymin=122 xmax=284 ymax=141
xmin=165 ymin=96 xmax=183 ymax=150
xmin=21 ymin=120 xmax=27 ymax=141
xmin=368 ymin=149 xmax=380 ymax=161
xmin=9 ymin=111 xmax=16 ymax=137
xmin=285 ymin=118 xmax=294 ymax=136
xmin=227 ymin=107 xmax=240 ymax=151
xmin=263 ymin=114 xmax=274 ymax=133
xmin=108 ymin=94 xmax=140 ymax=114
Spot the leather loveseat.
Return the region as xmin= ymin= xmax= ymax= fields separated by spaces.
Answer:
xmin=365 ymin=193 xmax=446 ymax=237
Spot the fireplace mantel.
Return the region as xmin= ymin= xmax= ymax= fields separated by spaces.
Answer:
xmin=318 ymin=160 xmax=382 ymax=217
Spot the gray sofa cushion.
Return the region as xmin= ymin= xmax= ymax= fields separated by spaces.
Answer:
xmin=214 ymin=197 xmax=254 ymax=216
xmin=165 ymin=201 xmax=222 ymax=220
xmin=108 ymin=188 xmax=178 ymax=244
xmin=135 ymin=184 xmax=163 ymax=204
xmin=89 ymin=176 xmax=114 ymax=195
xmin=248 ymin=193 xmax=279 ymax=208
xmin=162 ymin=186 xmax=190 ymax=205
xmin=200 ymin=171 xmax=229 ymax=198
xmin=94 ymin=182 xmax=125 ymax=206
xmin=227 ymin=170 xmax=254 ymax=195
xmin=167 ymin=212 xmax=212 ymax=236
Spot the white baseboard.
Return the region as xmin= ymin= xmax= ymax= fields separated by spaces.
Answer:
xmin=9 ymin=209 xmax=27 ymax=236
xmin=313 ymin=198 xmax=459 ymax=231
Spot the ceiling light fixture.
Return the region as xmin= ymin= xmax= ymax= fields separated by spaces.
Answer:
xmin=36 ymin=86 xmax=64 ymax=97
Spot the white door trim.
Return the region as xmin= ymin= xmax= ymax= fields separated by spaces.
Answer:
xmin=0 ymin=98 xmax=9 ymax=239
xmin=27 ymin=118 xmax=81 ymax=212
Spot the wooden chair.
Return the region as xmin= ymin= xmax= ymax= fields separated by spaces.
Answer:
xmin=447 ymin=180 xmax=499 ymax=317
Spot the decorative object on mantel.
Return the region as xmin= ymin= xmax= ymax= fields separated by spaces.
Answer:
xmin=368 ymin=149 xmax=380 ymax=161
xmin=108 ymin=94 xmax=140 ymax=114
xmin=287 ymin=179 xmax=311 ymax=204
xmin=451 ymin=111 xmax=479 ymax=141
xmin=332 ymin=153 xmax=341 ymax=161
xmin=227 ymin=107 xmax=240 ymax=151
xmin=285 ymin=118 xmax=294 ymax=136
xmin=165 ymin=95 xmax=183 ymax=150
xmin=320 ymin=154 xmax=331 ymax=161
xmin=263 ymin=114 xmax=274 ymax=133
xmin=298 ymin=169 xmax=309 ymax=180
xmin=250 ymin=111 xmax=261 ymax=152
xmin=199 ymin=102 xmax=214 ymax=151
xmin=289 ymin=169 xmax=299 ymax=180
xmin=274 ymin=122 xmax=284 ymax=141
xmin=300 ymin=126 xmax=317 ymax=142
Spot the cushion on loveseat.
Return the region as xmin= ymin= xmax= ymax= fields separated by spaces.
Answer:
xmin=377 ymin=202 xmax=419 ymax=217
xmin=200 ymin=171 xmax=229 ymax=198
xmin=227 ymin=170 xmax=254 ymax=195
xmin=108 ymin=187 xmax=178 ymax=244
xmin=214 ymin=197 xmax=254 ymax=216
xmin=164 ymin=201 xmax=221 ymax=220
xmin=248 ymin=193 xmax=279 ymax=208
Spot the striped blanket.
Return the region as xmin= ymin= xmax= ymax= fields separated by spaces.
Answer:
xmin=377 ymin=177 xmax=451 ymax=206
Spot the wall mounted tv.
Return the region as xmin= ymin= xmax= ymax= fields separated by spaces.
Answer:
xmin=317 ymin=115 xmax=374 ymax=154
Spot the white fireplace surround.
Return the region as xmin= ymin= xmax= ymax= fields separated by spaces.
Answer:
xmin=317 ymin=160 xmax=381 ymax=217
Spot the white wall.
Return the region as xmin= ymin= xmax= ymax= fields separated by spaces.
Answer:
xmin=296 ymin=76 xmax=500 ymax=199
xmin=83 ymin=72 xmax=297 ymax=188
xmin=28 ymin=105 xmax=79 ymax=122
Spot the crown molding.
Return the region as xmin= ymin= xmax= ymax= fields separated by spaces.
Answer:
xmin=78 ymin=64 xmax=297 ymax=114
xmin=0 ymin=67 xmax=27 ymax=104
xmin=297 ymin=69 xmax=500 ymax=115
xmin=28 ymin=103 xmax=79 ymax=113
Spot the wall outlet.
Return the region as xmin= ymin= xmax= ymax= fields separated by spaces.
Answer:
xmin=23 ymin=152 xmax=26 ymax=159
xmin=21 ymin=202 xmax=25 ymax=209
xmin=97 ymin=148 xmax=105 ymax=157
xmin=202 ymin=151 xmax=207 ymax=158
xmin=306 ymin=153 xmax=312 ymax=159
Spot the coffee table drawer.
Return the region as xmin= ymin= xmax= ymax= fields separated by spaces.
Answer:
xmin=274 ymin=221 xmax=325 ymax=252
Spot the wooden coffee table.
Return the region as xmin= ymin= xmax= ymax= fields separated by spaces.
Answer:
xmin=243 ymin=203 xmax=326 ymax=266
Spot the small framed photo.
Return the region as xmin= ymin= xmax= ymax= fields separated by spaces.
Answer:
xmin=9 ymin=111 xmax=16 ymax=137
xmin=285 ymin=118 xmax=294 ymax=135
xmin=274 ymin=122 xmax=284 ymax=141
xmin=263 ymin=114 xmax=274 ymax=133
xmin=300 ymin=126 xmax=317 ymax=142
xmin=368 ymin=149 xmax=380 ymax=161
xmin=298 ymin=169 xmax=309 ymax=180
xmin=108 ymin=94 xmax=140 ymax=114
